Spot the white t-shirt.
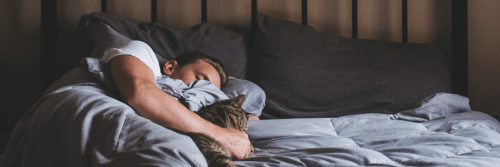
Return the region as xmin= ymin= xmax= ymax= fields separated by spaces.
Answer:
xmin=101 ymin=40 xmax=162 ymax=79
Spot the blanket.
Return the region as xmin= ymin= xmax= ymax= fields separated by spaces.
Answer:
xmin=236 ymin=93 xmax=500 ymax=166
xmin=1 ymin=70 xmax=499 ymax=166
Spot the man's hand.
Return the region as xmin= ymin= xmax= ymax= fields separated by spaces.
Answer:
xmin=215 ymin=127 xmax=252 ymax=159
xmin=221 ymin=75 xmax=255 ymax=158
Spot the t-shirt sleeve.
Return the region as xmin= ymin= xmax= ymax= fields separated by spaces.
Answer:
xmin=101 ymin=40 xmax=162 ymax=79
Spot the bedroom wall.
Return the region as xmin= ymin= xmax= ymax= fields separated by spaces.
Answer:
xmin=469 ymin=0 xmax=500 ymax=116
xmin=0 ymin=0 xmax=41 ymax=139
xmin=1 ymin=0 xmax=499 ymax=142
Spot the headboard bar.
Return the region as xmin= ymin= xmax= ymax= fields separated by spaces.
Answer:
xmin=41 ymin=0 xmax=59 ymax=93
xmin=451 ymin=0 xmax=469 ymax=97
xmin=251 ymin=0 xmax=257 ymax=31
xmin=352 ymin=0 xmax=358 ymax=39
xmin=201 ymin=0 xmax=207 ymax=23
xmin=101 ymin=0 xmax=107 ymax=13
xmin=402 ymin=0 xmax=408 ymax=43
xmin=151 ymin=0 xmax=157 ymax=23
xmin=302 ymin=0 xmax=308 ymax=25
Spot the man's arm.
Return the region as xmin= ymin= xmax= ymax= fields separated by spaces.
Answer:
xmin=110 ymin=55 xmax=251 ymax=159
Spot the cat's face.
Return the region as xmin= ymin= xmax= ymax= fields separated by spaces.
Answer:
xmin=200 ymin=94 xmax=257 ymax=131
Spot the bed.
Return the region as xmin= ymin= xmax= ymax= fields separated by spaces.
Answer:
xmin=2 ymin=0 xmax=500 ymax=166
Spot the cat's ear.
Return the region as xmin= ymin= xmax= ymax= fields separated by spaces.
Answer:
xmin=231 ymin=94 xmax=246 ymax=108
xmin=247 ymin=113 xmax=258 ymax=119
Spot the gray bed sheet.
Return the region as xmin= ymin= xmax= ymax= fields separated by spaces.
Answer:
xmin=1 ymin=68 xmax=500 ymax=167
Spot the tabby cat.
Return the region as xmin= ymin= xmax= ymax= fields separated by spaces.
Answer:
xmin=182 ymin=94 xmax=256 ymax=167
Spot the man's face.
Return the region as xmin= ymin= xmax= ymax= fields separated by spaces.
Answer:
xmin=164 ymin=60 xmax=221 ymax=88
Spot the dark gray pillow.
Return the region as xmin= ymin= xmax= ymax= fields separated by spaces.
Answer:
xmin=86 ymin=23 xmax=265 ymax=115
xmin=73 ymin=12 xmax=248 ymax=78
xmin=90 ymin=23 xmax=132 ymax=58
xmin=248 ymin=12 xmax=451 ymax=119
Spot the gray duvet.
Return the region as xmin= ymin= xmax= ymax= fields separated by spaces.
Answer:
xmin=1 ymin=72 xmax=499 ymax=166
xmin=239 ymin=93 xmax=500 ymax=166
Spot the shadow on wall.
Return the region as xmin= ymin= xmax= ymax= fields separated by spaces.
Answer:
xmin=430 ymin=0 xmax=452 ymax=75
xmin=58 ymin=0 xmax=81 ymax=73
xmin=0 ymin=0 xmax=41 ymax=152
xmin=57 ymin=0 xmax=97 ymax=73
xmin=374 ymin=0 xmax=397 ymax=42
xmin=407 ymin=0 xmax=451 ymax=74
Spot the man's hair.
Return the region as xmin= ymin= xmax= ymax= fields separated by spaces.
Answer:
xmin=174 ymin=51 xmax=228 ymax=86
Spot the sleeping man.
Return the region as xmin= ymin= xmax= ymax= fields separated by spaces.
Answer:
xmin=154 ymin=51 xmax=231 ymax=112
xmin=104 ymin=40 xmax=254 ymax=159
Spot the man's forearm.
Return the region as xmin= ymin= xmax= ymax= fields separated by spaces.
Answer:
xmin=126 ymin=82 xmax=225 ymax=135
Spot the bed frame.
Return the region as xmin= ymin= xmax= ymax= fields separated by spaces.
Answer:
xmin=40 ymin=0 xmax=469 ymax=97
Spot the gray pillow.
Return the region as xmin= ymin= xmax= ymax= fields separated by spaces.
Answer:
xmin=222 ymin=78 xmax=265 ymax=116
xmin=73 ymin=12 xmax=249 ymax=78
xmin=248 ymin=12 xmax=451 ymax=119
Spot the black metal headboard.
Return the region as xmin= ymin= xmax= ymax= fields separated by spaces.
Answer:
xmin=40 ymin=0 xmax=469 ymax=97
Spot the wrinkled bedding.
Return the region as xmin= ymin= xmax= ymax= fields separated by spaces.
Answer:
xmin=238 ymin=94 xmax=500 ymax=166
xmin=1 ymin=76 xmax=500 ymax=167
